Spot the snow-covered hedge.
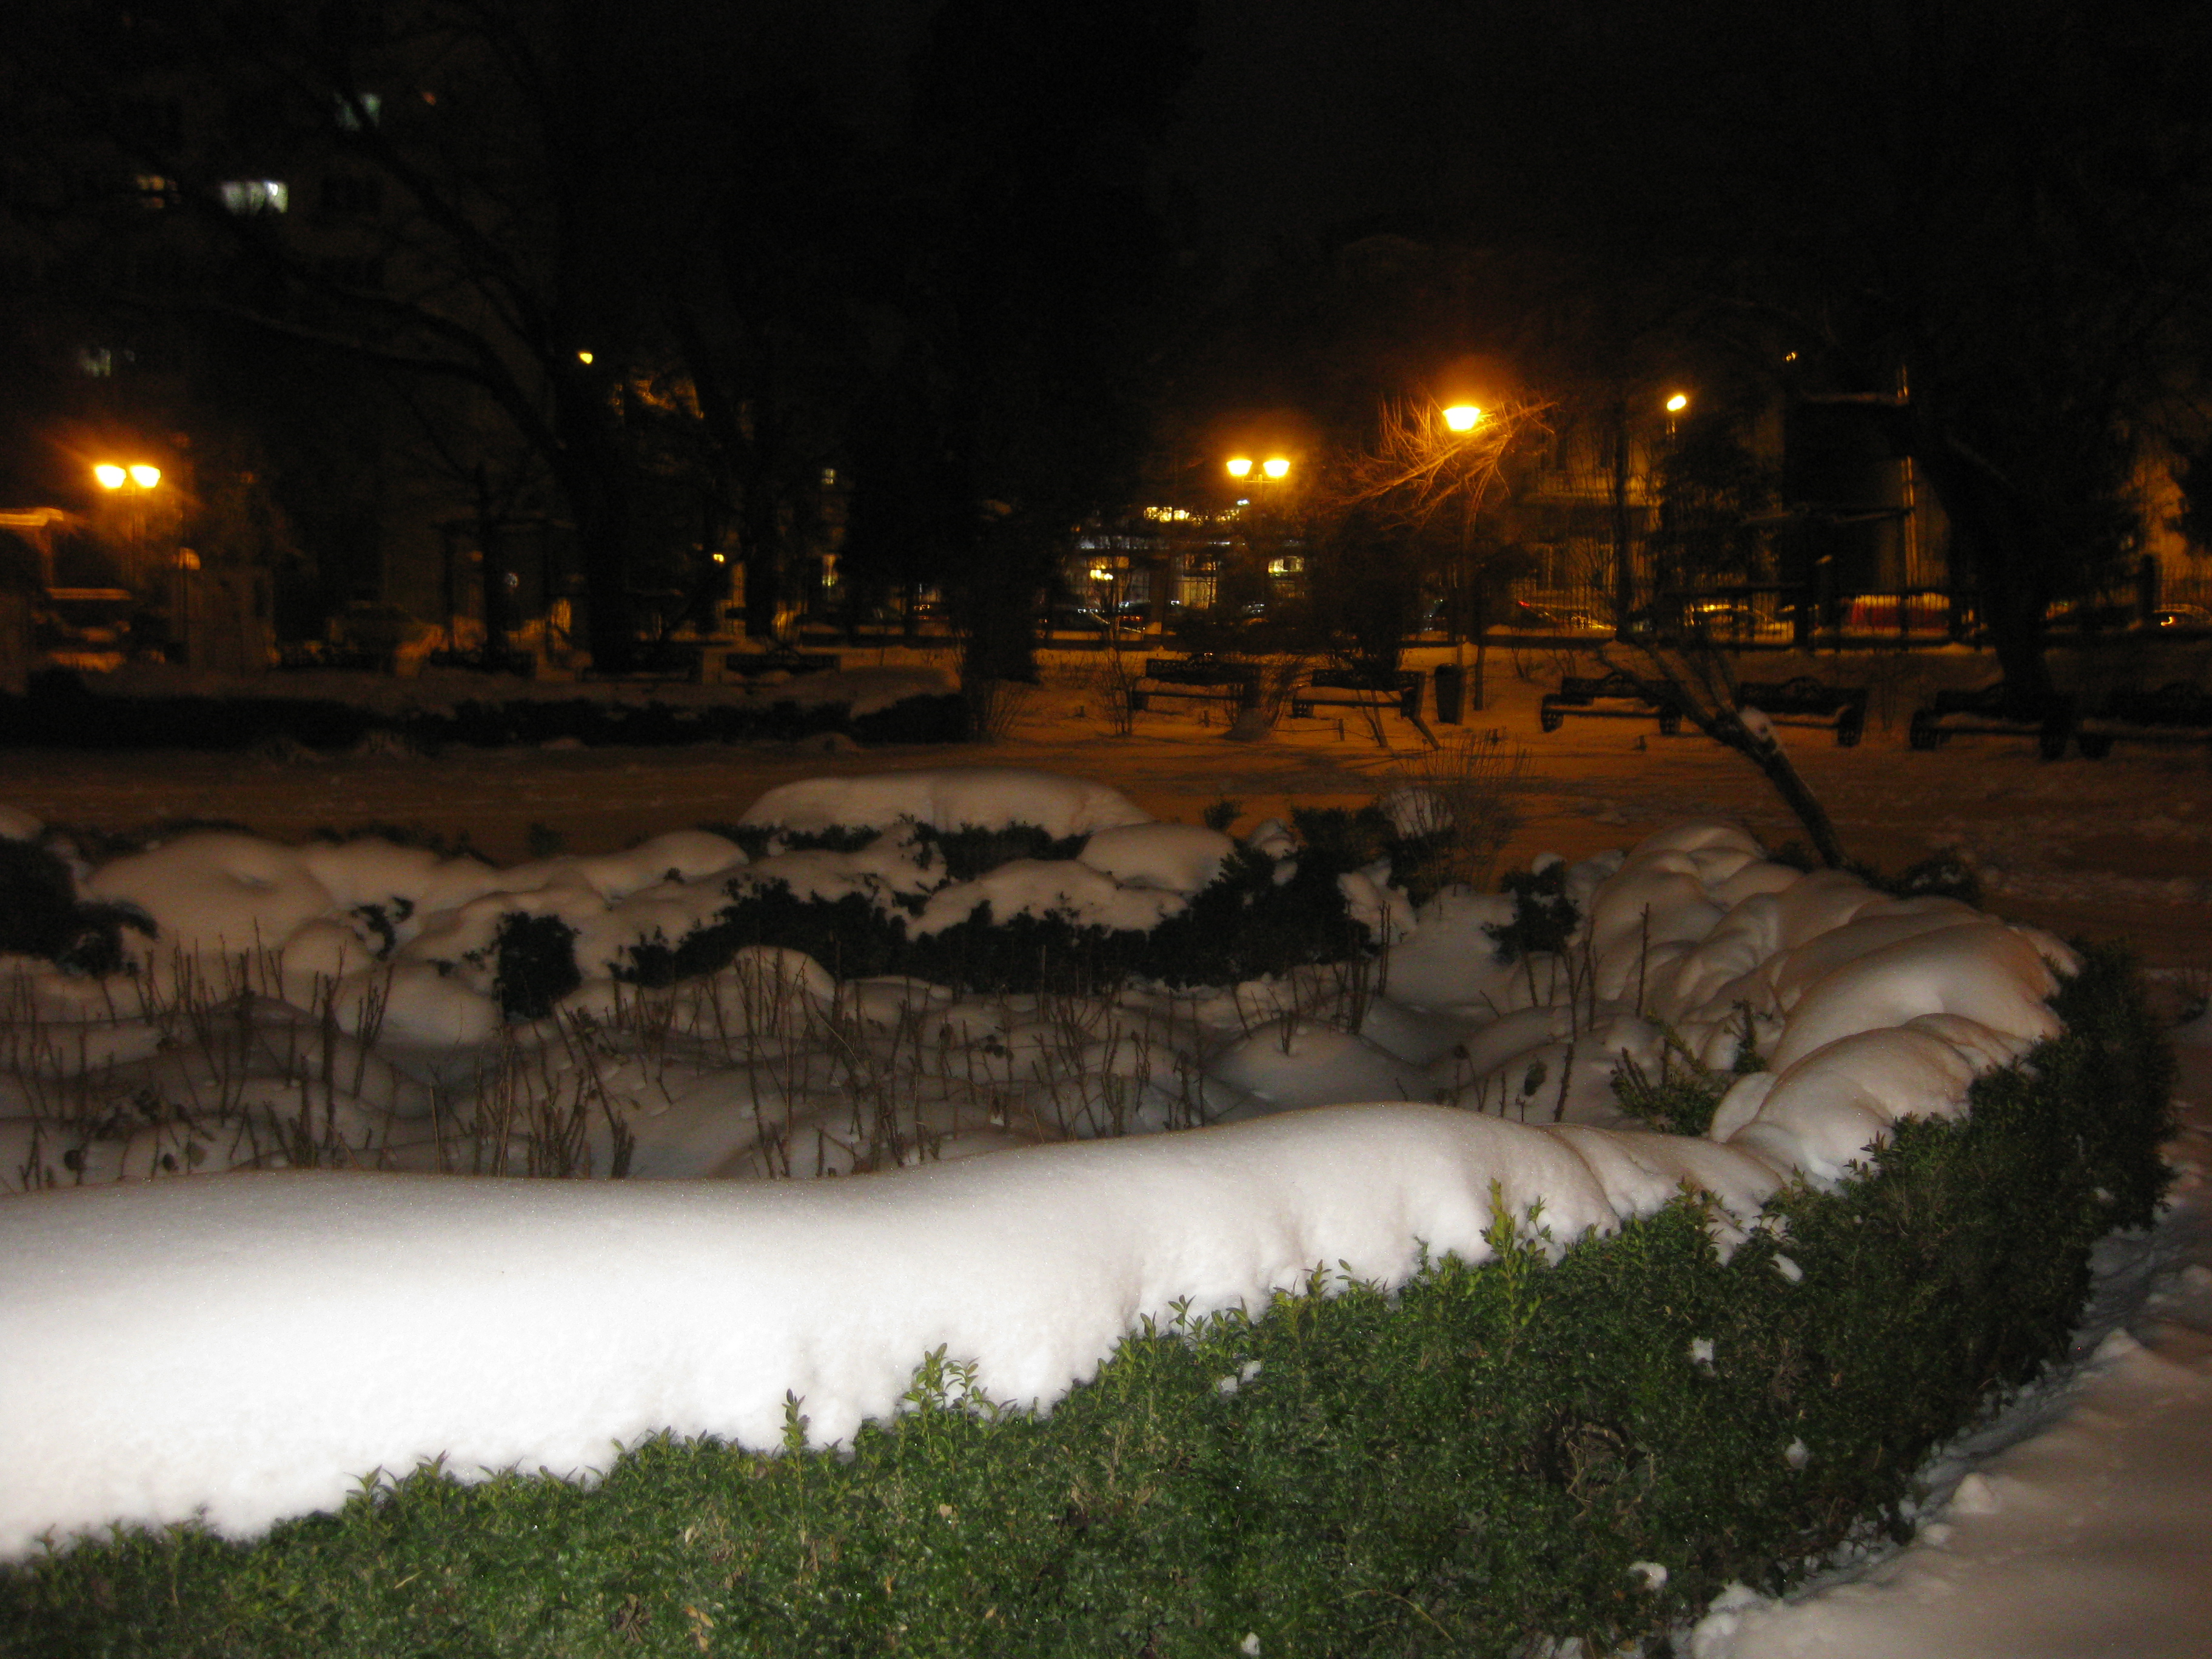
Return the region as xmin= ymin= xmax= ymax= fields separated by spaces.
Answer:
xmin=0 ymin=768 xmax=2174 ymax=1653
xmin=0 ymin=956 xmax=2170 ymax=1655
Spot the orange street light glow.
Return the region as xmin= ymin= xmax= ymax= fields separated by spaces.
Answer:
xmin=1226 ymin=456 xmax=1253 ymax=478
xmin=1443 ymin=404 xmax=1481 ymax=432
xmin=94 ymin=464 xmax=127 ymax=489
xmin=1666 ymin=393 xmax=1689 ymax=413
xmin=129 ymin=464 xmax=161 ymax=488
xmin=1262 ymin=457 xmax=1290 ymax=479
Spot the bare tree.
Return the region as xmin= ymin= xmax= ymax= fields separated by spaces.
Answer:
xmin=1326 ymin=394 xmax=1553 ymax=707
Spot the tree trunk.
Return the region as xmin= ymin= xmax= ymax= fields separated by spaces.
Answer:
xmin=549 ymin=376 xmax=637 ymax=673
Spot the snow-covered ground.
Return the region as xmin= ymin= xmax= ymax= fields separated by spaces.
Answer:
xmin=2 ymin=652 xmax=2209 ymax=1651
xmin=1693 ymin=1014 xmax=2212 ymax=1659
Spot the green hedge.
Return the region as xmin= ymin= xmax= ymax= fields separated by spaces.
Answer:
xmin=0 ymin=948 xmax=2171 ymax=1657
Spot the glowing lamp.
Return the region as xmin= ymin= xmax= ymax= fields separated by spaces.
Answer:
xmin=129 ymin=464 xmax=161 ymax=489
xmin=1443 ymin=404 xmax=1481 ymax=432
xmin=1225 ymin=457 xmax=1253 ymax=478
xmin=1665 ymin=393 xmax=1689 ymax=413
xmin=1262 ymin=457 xmax=1290 ymax=479
xmin=94 ymin=464 xmax=127 ymax=489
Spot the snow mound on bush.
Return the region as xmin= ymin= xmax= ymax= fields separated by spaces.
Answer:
xmin=0 ymin=1104 xmax=1796 ymax=1557
xmin=742 ymin=768 xmax=1149 ymax=837
xmin=1078 ymin=823 xmax=1236 ymax=893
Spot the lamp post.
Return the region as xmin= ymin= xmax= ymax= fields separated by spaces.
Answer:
xmin=1435 ymin=405 xmax=1492 ymax=712
xmin=1224 ymin=454 xmax=1293 ymax=619
xmin=93 ymin=461 xmax=164 ymax=593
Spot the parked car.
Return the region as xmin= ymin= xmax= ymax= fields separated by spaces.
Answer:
xmin=2044 ymin=601 xmax=2136 ymax=632
xmin=1498 ymin=599 xmax=1596 ymax=632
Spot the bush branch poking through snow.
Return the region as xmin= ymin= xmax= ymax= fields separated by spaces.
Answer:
xmin=1598 ymin=638 xmax=1849 ymax=869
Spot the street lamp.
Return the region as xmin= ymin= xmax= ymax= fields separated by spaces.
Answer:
xmin=93 ymin=460 xmax=165 ymax=583
xmin=1225 ymin=455 xmax=1290 ymax=482
xmin=1442 ymin=404 xmax=1482 ymax=432
xmin=94 ymin=461 xmax=162 ymax=492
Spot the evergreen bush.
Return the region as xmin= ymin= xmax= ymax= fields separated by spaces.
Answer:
xmin=0 ymin=949 xmax=2170 ymax=1657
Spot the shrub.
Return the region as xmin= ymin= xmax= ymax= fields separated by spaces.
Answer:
xmin=490 ymin=913 xmax=582 ymax=1022
xmin=0 ymin=837 xmax=150 ymax=976
xmin=629 ymin=829 xmax=1377 ymax=998
xmin=0 ymin=949 xmax=2170 ymax=1657
xmin=1487 ymin=863 xmax=1580 ymax=964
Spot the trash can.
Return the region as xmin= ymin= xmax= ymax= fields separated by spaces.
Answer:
xmin=1433 ymin=665 xmax=1464 ymax=724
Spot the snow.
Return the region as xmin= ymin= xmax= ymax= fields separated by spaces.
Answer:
xmin=1 ymin=742 xmax=2207 ymax=1652
xmin=1689 ymin=1025 xmax=2212 ymax=1658
xmin=740 ymin=768 xmax=1149 ymax=838
xmin=2 ymin=1104 xmax=1792 ymax=1557
xmin=1076 ymin=821 xmax=1237 ymax=891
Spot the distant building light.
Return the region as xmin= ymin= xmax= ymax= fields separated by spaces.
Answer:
xmin=78 ymin=347 xmax=114 ymax=378
xmin=575 ymin=349 xmax=594 ymax=364
xmin=135 ymin=174 xmax=176 ymax=209
xmin=219 ymin=179 xmax=289 ymax=215
xmin=1267 ymin=556 xmax=1304 ymax=576
xmin=175 ymin=548 xmax=200 ymax=571
xmin=335 ymin=92 xmax=383 ymax=131
xmin=820 ymin=467 xmax=837 ymax=488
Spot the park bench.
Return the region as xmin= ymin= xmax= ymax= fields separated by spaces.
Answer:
xmin=1127 ymin=655 xmax=1258 ymax=714
xmin=1290 ymin=666 xmax=1425 ymax=722
xmin=1734 ymin=676 xmax=1868 ymax=746
xmin=1907 ymin=682 xmax=2076 ymax=760
xmin=1538 ymin=669 xmax=1683 ymax=735
xmin=2074 ymin=682 xmax=2212 ymax=759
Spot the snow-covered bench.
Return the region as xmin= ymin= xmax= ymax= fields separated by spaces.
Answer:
xmin=1127 ymin=655 xmax=1258 ymax=714
xmin=1734 ymin=677 xmax=1868 ymax=746
xmin=1908 ymin=682 xmax=2075 ymax=760
xmin=1538 ymin=669 xmax=1683 ymax=734
xmin=1289 ymin=666 xmax=1425 ymax=722
xmin=2074 ymin=681 xmax=2212 ymax=759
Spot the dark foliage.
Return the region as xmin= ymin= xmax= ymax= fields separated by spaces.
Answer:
xmin=1772 ymin=842 xmax=1984 ymax=909
xmin=629 ymin=839 xmax=1370 ymax=999
xmin=1487 ymin=863 xmax=1580 ymax=964
xmin=0 ymin=674 xmax=965 ymax=754
xmin=0 ymin=837 xmax=151 ymax=976
xmin=490 ymin=913 xmax=582 ymax=1022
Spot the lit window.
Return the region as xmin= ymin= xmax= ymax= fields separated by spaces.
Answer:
xmin=219 ymin=179 xmax=290 ymax=215
xmin=135 ymin=174 xmax=176 ymax=209
xmin=820 ymin=468 xmax=838 ymax=488
xmin=78 ymin=347 xmax=114 ymax=378
xmin=335 ymin=92 xmax=383 ymax=131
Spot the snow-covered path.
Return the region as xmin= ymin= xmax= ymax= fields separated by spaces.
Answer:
xmin=1695 ymin=1027 xmax=2212 ymax=1658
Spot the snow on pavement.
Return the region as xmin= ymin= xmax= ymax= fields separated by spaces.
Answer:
xmin=1691 ymin=1010 xmax=2212 ymax=1659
